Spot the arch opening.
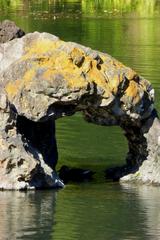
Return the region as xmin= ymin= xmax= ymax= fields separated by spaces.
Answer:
xmin=14 ymin=103 xmax=150 ymax=184
xmin=56 ymin=112 xmax=129 ymax=183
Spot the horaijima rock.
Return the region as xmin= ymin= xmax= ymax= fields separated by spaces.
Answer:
xmin=0 ymin=20 xmax=160 ymax=189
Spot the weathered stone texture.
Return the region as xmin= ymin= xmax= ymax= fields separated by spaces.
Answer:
xmin=0 ymin=22 xmax=159 ymax=189
xmin=121 ymin=113 xmax=160 ymax=185
xmin=0 ymin=20 xmax=25 ymax=43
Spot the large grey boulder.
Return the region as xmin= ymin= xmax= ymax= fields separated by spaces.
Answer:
xmin=0 ymin=23 xmax=159 ymax=189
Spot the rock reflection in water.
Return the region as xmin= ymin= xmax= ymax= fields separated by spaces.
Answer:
xmin=0 ymin=186 xmax=160 ymax=240
xmin=121 ymin=184 xmax=160 ymax=239
xmin=0 ymin=191 xmax=57 ymax=240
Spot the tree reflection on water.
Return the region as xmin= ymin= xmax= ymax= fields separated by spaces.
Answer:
xmin=0 ymin=0 xmax=160 ymax=18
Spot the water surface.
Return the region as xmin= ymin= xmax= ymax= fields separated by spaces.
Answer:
xmin=0 ymin=1 xmax=160 ymax=239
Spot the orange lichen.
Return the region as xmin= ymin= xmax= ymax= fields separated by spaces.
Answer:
xmin=63 ymin=72 xmax=86 ymax=89
xmin=5 ymin=69 xmax=36 ymax=99
xmin=5 ymin=79 xmax=22 ymax=98
xmin=22 ymin=39 xmax=64 ymax=59
xmin=38 ymin=49 xmax=87 ymax=88
xmin=108 ymin=75 xmax=120 ymax=94
xmin=71 ymin=47 xmax=84 ymax=57
xmin=5 ymin=37 xmax=143 ymax=102
xmin=43 ymin=68 xmax=86 ymax=89
xmin=42 ymin=69 xmax=54 ymax=80
xmin=83 ymin=58 xmax=110 ymax=97
xmin=23 ymin=69 xmax=36 ymax=84
xmin=125 ymin=69 xmax=137 ymax=81
xmin=125 ymin=81 xmax=138 ymax=98
xmin=70 ymin=47 xmax=85 ymax=65
xmin=54 ymin=53 xmax=73 ymax=69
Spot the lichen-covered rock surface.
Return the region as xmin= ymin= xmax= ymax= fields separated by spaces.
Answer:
xmin=0 ymin=24 xmax=160 ymax=189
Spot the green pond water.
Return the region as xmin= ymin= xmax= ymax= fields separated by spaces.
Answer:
xmin=1 ymin=1 xmax=160 ymax=239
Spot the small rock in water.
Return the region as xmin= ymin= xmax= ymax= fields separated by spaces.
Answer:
xmin=0 ymin=20 xmax=25 ymax=43
xmin=105 ymin=165 xmax=135 ymax=182
xmin=58 ymin=165 xmax=95 ymax=183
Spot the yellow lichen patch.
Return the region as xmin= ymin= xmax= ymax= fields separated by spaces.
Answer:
xmin=42 ymin=69 xmax=55 ymax=80
xmin=85 ymin=58 xmax=110 ymax=97
xmin=23 ymin=69 xmax=36 ymax=85
xmin=82 ymin=59 xmax=92 ymax=74
xmin=54 ymin=52 xmax=73 ymax=70
xmin=5 ymin=68 xmax=36 ymax=99
xmin=125 ymin=80 xmax=138 ymax=98
xmin=100 ymin=62 xmax=126 ymax=95
xmin=108 ymin=75 xmax=120 ymax=94
xmin=71 ymin=47 xmax=84 ymax=57
xmin=99 ymin=54 xmax=109 ymax=63
xmin=5 ymin=79 xmax=22 ymax=99
xmin=125 ymin=69 xmax=137 ymax=81
xmin=7 ymin=37 xmax=141 ymax=100
xmin=22 ymin=39 xmax=64 ymax=60
xmin=39 ymin=50 xmax=87 ymax=89
xmin=43 ymin=68 xmax=87 ymax=89
xmin=99 ymin=54 xmax=114 ymax=66
xmin=38 ymin=56 xmax=55 ymax=69
xmin=132 ymin=93 xmax=141 ymax=105
xmin=114 ymin=61 xmax=126 ymax=69
xmin=70 ymin=48 xmax=85 ymax=63
xmin=63 ymin=71 xmax=87 ymax=89
xmin=34 ymin=50 xmax=74 ymax=70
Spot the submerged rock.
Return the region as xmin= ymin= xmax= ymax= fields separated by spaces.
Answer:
xmin=105 ymin=165 xmax=137 ymax=182
xmin=58 ymin=165 xmax=95 ymax=183
xmin=0 ymin=21 xmax=159 ymax=189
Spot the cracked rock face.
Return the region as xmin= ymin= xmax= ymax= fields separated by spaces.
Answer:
xmin=0 ymin=21 xmax=159 ymax=189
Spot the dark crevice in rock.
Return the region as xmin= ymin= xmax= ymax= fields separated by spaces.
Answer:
xmin=123 ymin=125 xmax=148 ymax=167
xmin=16 ymin=115 xmax=58 ymax=169
xmin=45 ymin=103 xmax=77 ymax=120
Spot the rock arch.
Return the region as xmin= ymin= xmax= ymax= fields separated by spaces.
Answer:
xmin=0 ymin=25 xmax=160 ymax=189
